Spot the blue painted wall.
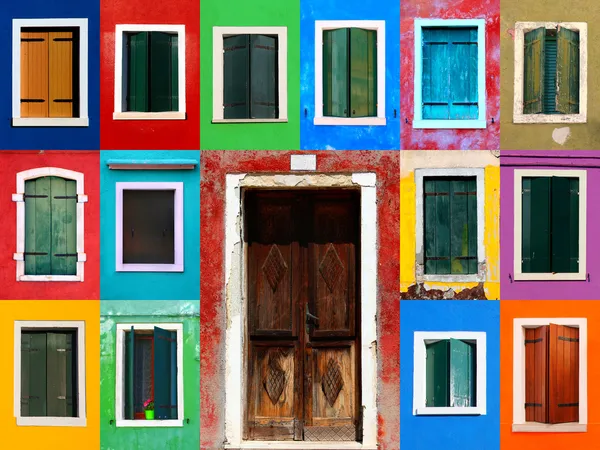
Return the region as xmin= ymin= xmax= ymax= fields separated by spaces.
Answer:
xmin=100 ymin=150 xmax=200 ymax=300
xmin=0 ymin=0 xmax=100 ymax=150
xmin=300 ymin=0 xmax=399 ymax=150
xmin=400 ymin=300 xmax=500 ymax=450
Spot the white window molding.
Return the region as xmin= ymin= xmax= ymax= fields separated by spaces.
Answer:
xmin=212 ymin=26 xmax=288 ymax=123
xmin=413 ymin=19 xmax=486 ymax=129
xmin=513 ymin=22 xmax=588 ymax=124
xmin=14 ymin=321 xmax=86 ymax=427
xmin=513 ymin=318 xmax=587 ymax=432
xmin=314 ymin=20 xmax=386 ymax=127
xmin=513 ymin=169 xmax=586 ymax=281
xmin=115 ymin=182 xmax=184 ymax=272
xmin=113 ymin=24 xmax=186 ymax=120
xmin=414 ymin=168 xmax=486 ymax=283
xmin=12 ymin=18 xmax=89 ymax=127
xmin=223 ymin=170 xmax=378 ymax=449
xmin=115 ymin=323 xmax=184 ymax=428
xmin=413 ymin=331 xmax=486 ymax=416
xmin=12 ymin=167 xmax=87 ymax=282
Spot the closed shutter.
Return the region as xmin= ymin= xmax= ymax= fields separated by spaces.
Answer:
xmin=46 ymin=332 xmax=75 ymax=417
xmin=126 ymin=32 xmax=149 ymax=112
xmin=349 ymin=28 xmax=376 ymax=117
xmin=422 ymin=28 xmax=450 ymax=119
xmin=50 ymin=177 xmax=77 ymax=276
xmin=223 ymin=35 xmax=250 ymax=119
xmin=125 ymin=327 xmax=135 ymax=420
xmin=556 ymin=27 xmax=580 ymax=114
xmin=250 ymin=34 xmax=278 ymax=119
xmin=154 ymin=326 xmax=177 ymax=420
xmin=449 ymin=338 xmax=475 ymax=407
xmin=169 ymin=34 xmax=179 ymax=112
xmin=21 ymin=332 xmax=47 ymax=417
xmin=426 ymin=340 xmax=449 ymax=407
xmin=551 ymin=177 xmax=579 ymax=273
xmin=523 ymin=27 xmax=545 ymax=114
xmin=24 ymin=177 xmax=52 ymax=275
xmin=449 ymin=27 xmax=478 ymax=119
xmin=49 ymin=31 xmax=74 ymax=118
xmin=549 ymin=324 xmax=579 ymax=424
xmin=525 ymin=326 xmax=548 ymax=424
xmin=323 ymin=29 xmax=349 ymax=118
xmin=424 ymin=179 xmax=450 ymax=274
xmin=149 ymin=32 xmax=177 ymax=112
xmin=521 ymin=177 xmax=551 ymax=273
xmin=20 ymin=31 xmax=49 ymax=118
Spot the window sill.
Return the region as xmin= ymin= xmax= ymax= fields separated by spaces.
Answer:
xmin=18 ymin=275 xmax=82 ymax=282
xmin=226 ymin=443 xmax=377 ymax=450
xmin=419 ymin=274 xmax=485 ymax=283
xmin=512 ymin=423 xmax=587 ymax=433
xmin=412 ymin=119 xmax=486 ymax=129
xmin=415 ymin=407 xmax=484 ymax=416
xmin=313 ymin=117 xmax=386 ymax=126
xmin=116 ymin=263 xmax=184 ymax=273
xmin=12 ymin=117 xmax=89 ymax=127
xmin=212 ymin=118 xmax=288 ymax=123
xmin=513 ymin=113 xmax=587 ymax=124
xmin=17 ymin=416 xmax=87 ymax=427
xmin=513 ymin=272 xmax=587 ymax=281
xmin=116 ymin=419 xmax=183 ymax=428
xmin=113 ymin=112 xmax=186 ymax=120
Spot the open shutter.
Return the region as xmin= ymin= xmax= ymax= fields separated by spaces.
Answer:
xmin=223 ymin=35 xmax=250 ymax=119
xmin=543 ymin=35 xmax=558 ymax=114
xmin=50 ymin=177 xmax=77 ymax=276
xmin=426 ymin=340 xmax=449 ymax=407
xmin=49 ymin=31 xmax=74 ymax=118
xmin=449 ymin=27 xmax=478 ymax=120
xmin=449 ymin=339 xmax=475 ymax=407
xmin=422 ymin=28 xmax=450 ymax=119
xmin=323 ymin=29 xmax=348 ymax=118
xmin=125 ymin=327 xmax=135 ymax=420
xmin=525 ymin=326 xmax=548 ymax=423
xmin=250 ymin=34 xmax=278 ymax=119
xmin=521 ymin=177 xmax=551 ymax=273
xmin=24 ymin=178 xmax=52 ymax=275
xmin=149 ymin=32 xmax=176 ymax=112
xmin=549 ymin=324 xmax=579 ymax=424
xmin=349 ymin=28 xmax=376 ymax=117
xmin=424 ymin=179 xmax=451 ymax=275
xmin=21 ymin=332 xmax=48 ymax=417
xmin=170 ymin=34 xmax=179 ymax=112
xmin=449 ymin=178 xmax=477 ymax=275
xmin=46 ymin=332 xmax=74 ymax=417
xmin=21 ymin=31 xmax=49 ymax=118
xmin=127 ymin=32 xmax=149 ymax=112
xmin=523 ymin=27 xmax=545 ymax=114
xmin=551 ymin=177 xmax=579 ymax=273
xmin=154 ymin=326 xmax=177 ymax=420
xmin=556 ymin=27 xmax=579 ymax=114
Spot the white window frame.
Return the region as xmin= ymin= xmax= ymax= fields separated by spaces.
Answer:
xmin=415 ymin=168 xmax=486 ymax=283
xmin=413 ymin=19 xmax=486 ymax=129
xmin=12 ymin=167 xmax=88 ymax=282
xmin=413 ymin=331 xmax=486 ymax=416
xmin=513 ymin=22 xmax=588 ymax=124
xmin=212 ymin=26 xmax=288 ymax=123
xmin=115 ymin=323 xmax=184 ymax=428
xmin=113 ymin=24 xmax=186 ymax=120
xmin=12 ymin=18 xmax=89 ymax=127
xmin=513 ymin=318 xmax=587 ymax=432
xmin=115 ymin=182 xmax=184 ymax=272
xmin=513 ymin=169 xmax=586 ymax=281
xmin=314 ymin=20 xmax=386 ymax=127
xmin=14 ymin=321 xmax=86 ymax=427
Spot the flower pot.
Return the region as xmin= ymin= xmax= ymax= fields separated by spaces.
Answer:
xmin=145 ymin=410 xmax=154 ymax=420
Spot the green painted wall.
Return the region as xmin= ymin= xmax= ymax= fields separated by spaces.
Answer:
xmin=200 ymin=0 xmax=300 ymax=150
xmin=100 ymin=301 xmax=200 ymax=450
xmin=500 ymin=0 xmax=600 ymax=149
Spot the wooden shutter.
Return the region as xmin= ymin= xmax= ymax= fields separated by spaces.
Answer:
xmin=46 ymin=332 xmax=74 ymax=417
xmin=223 ymin=34 xmax=250 ymax=119
xmin=127 ymin=32 xmax=149 ymax=112
xmin=250 ymin=34 xmax=278 ymax=119
xmin=323 ymin=29 xmax=348 ymax=118
xmin=154 ymin=326 xmax=177 ymax=420
xmin=125 ymin=327 xmax=135 ymax=420
xmin=149 ymin=32 xmax=176 ymax=112
xmin=49 ymin=31 xmax=74 ymax=118
xmin=450 ymin=178 xmax=477 ymax=274
xmin=50 ymin=177 xmax=77 ymax=276
xmin=523 ymin=27 xmax=545 ymax=114
xmin=556 ymin=27 xmax=580 ymax=114
xmin=424 ymin=179 xmax=450 ymax=274
xmin=449 ymin=339 xmax=475 ymax=407
xmin=21 ymin=31 xmax=49 ymax=118
xmin=349 ymin=28 xmax=376 ymax=117
xmin=21 ymin=332 xmax=47 ymax=417
xmin=24 ymin=178 xmax=52 ymax=275
xmin=170 ymin=34 xmax=179 ymax=112
xmin=422 ymin=28 xmax=450 ymax=119
xmin=525 ymin=326 xmax=548 ymax=423
xmin=549 ymin=324 xmax=579 ymax=424
xmin=449 ymin=27 xmax=478 ymax=120
xmin=426 ymin=340 xmax=449 ymax=407
xmin=521 ymin=177 xmax=551 ymax=273
xmin=550 ymin=177 xmax=579 ymax=273
xmin=543 ymin=35 xmax=558 ymax=114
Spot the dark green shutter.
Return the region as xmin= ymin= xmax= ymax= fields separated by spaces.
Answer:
xmin=50 ymin=177 xmax=77 ymax=276
xmin=223 ymin=35 xmax=250 ymax=119
xmin=522 ymin=177 xmax=551 ymax=273
xmin=426 ymin=340 xmax=449 ymax=407
xmin=127 ymin=32 xmax=149 ymax=112
xmin=24 ymin=178 xmax=51 ymax=275
xmin=323 ymin=29 xmax=349 ymax=118
xmin=154 ymin=326 xmax=177 ymax=420
xmin=170 ymin=330 xmax=178 ymax=420
xmin=125 ymin=327 xmax=135 ymax=420
xmin=47 ymin=332 xmax=74 ymax=417
xmin=551 ymin=177 xmax=579 ymax=273
xmin=170 ymin=34 xmax=179 ymax=112
xmin=21 ymin=332 xmax=47 ymax=417
xmin=449 ymin=338 xmax=475 ymax=407
xmin=543 ymin=35 xmax=558 ymax=114
xmin=449 ymin=178 xmax=477 ymax=274
xmin=523 ymin=27 xmax=545 ymax=114
xmin=424 ymin=179 xmax=450 ymax=274
xmin=349 ymin=28 xmax=376 ymax=117
xmin=149 ymin=32 xmax=177 ymax=113
xmin=250 ymin=34 xmax=278 ymax=119
xmin=556 ymin=27 xmax=580 ymax=114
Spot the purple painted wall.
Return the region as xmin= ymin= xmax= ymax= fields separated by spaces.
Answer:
xmin=501 ymin=151 xmax=600 ymax=300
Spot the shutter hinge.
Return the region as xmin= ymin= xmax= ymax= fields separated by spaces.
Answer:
xmin=525 ymin=338 xmax=543 ymax=344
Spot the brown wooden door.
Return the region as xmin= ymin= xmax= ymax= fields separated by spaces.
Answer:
xmin=245 ymin=190 xmax=360 ymax=442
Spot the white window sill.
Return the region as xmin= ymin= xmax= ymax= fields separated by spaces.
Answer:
xmin=226 ymin=443 xmax=377 ymax=450
xmin=513 ymin=272 xmax=587 ymax=281
xmin=212 ymin=118 xmax=288 ymax=123
xmin=412 ymin=119 xmax=486 ymax=129
xmin=513 ymin=113 xmax=587 ymax=124
xmin=512 ymin=423 xmax=587 ymax=433
xmin=419 ymin=274 xmax=485 ymax=283
xmin=17 ymin=416 xmax=87 ymax=427
xmin=415 ymin=407 xmax=484 ymax=416
xmin=12 ymin=117 xmax=89 ymax=127
xmin=116 ymin=263 xmax=184 ymax=272
xmin=113 ymin=112 xmax=186 ymax=120
xmin=18 ymin=275 xmax=82 ymax=282
xmin=314 ymin=117 xmax=386 ymax=126
xmin=116 ymin=419 xmax=183 ymax=428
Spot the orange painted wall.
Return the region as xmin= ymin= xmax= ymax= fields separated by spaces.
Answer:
xmin=0 ymin=300 xmax=99 ymax=450
xmin=501 ymin=301 xmax=600 ymax=450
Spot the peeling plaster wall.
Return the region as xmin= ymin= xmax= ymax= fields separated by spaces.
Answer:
xmin=400 ymin=150 xmax=500 ymax=299
xmin=400 ymin=0 xmax=500 ymax=150
xmin=500 ymin=0 xmax=600 ymax=149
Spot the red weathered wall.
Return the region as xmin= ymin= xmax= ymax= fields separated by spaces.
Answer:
xmin=400 ymin=0 xmax=500 ymax=150
xmin=99 ymin=0 xmax=200 ymax=150
xmin=0 ymin=151 xmax=100 ymax=300
xmin=200 ymin=151 xmax=400 ymax=450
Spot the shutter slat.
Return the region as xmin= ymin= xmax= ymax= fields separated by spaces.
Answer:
xmin=49 ymin=31 xmax=74 ymax=118
xmin=556 ymin=27 xmax=580 ymax=114
xmin=426 ymin=340 xmax=449 ymax=407
xmin=65 ymin=179 xmax=77 ymax=275
xmin=21 ymin=31 xmax=49 ymax=118
xmin=223 ymin=34 xmax=250 ymax=119
xmin=25 ymin=180 xmax=38 ymax=275
xmin=435 ymin=180 xmax=451 ymax=274
xmin=150 ymin=32 xmax=175 ymax=112
xmin=250 ymin=34 xmax=278 ymax=119
xmin=549 ymin=324 xmax=579 ymax=424
xmin=424 ymin=179 xmax=437 ymax=274
xmin=154 ymin=326 xmax=176 ymax=419
xmin=349 ymin=28 xmax=376 ymax=117
xmin=323 ymin=29 xmax=348 ymax=118
xmin=523 ymin=27 xmax=545 ymax=114
xmin=450 ymin=179 xmax=467 ymax=274
xmin=50 ymin=176 xmax=67 ymax=276
xmin=34 ymin=177 xmax=52 ymax=275
xmin=466 ymin=178 xmax=478 ymax=274
xmin=449 ymin=338 xmax=475 ymax=407
xmin=127 ymin=32 xmax=149 ymax=112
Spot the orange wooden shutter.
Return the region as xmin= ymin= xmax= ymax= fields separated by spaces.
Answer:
xmin=49 ymin=31 xmax=74 ymax=118
xmin=525 ymin=326 xmax=548 ymax=423
xmin=549 ymin=323 xmax=579 ymax=424
xmin=20 ymin=31 xmax=49 ymax=118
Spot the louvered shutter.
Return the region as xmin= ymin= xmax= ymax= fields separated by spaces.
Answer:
xmin=523 ymin=27 xmax=545 ymax=114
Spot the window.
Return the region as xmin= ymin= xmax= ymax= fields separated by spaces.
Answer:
xmin=513 ymin=170 xmax=586 ymax=281
xmin=413 ymin=331 xmax=486 ymax=415
xmin=116 ymin=182 xmax=183 ymax=272
xmin=12 ymin=19 xmax=88 ymax=127
xmin=13 ymin=168 xmax=87 ymax=282
xmin=513 ymin=319 xmax=587 ymax=432
xmin=413 ymin=19 xmax=486 ymax=129
xmin=213 ymin=27 xmax=287 ymax=122
xmin=315 ymin=21 xmax=385 ymax=126
xmin=14 ymin=321 xmax=86 ymax=426
xmin=415 ymin=168 xmax=485 ymax=282
xmin=115 ymin=324 xmax=183 ymax=427
xmin=513 ymin=22 xmax=587 ymax=123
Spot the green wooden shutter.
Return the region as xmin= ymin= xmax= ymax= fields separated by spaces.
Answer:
xmin=426 ymin=340 xmax=449 ymax=407
xmin=424 ymin=179 xmax=450 ymax=274
xmin=149 ymin=32 xmax=176 ymax=112
xmin=522 ymin=177 xmax=551 ymax=273
xmin=449 ymin=178 xmax=477 ymax=275
xmin=170 ymin=330 xmax=178 ymax=420
xmin=154 ymin=326 xmax=176 ymax=420
xmin=46 ymin=332 xmax=74 ymax=417
xmin=551 ymin=177 xmax=579 ymax=273
xmin=21 ymin=332 xmax=47 ymax=417
xmin=556 ymin=27 xmax=580 ymax=114
xmin=449 ymin=339 xmax=475 ymax=407
xmin=422 ymin=28 xmax=450 ymax=119
xmin=250 ymin=34 xmax=278 ymax=119
xmin=449 ymin=27 xmax=478 ymax=120
xmin=323 ymin=28 xmax=349 ymax=118
xmin=127 ymin=32 xmax=149 ymax=112
xmin=523 ymin=27 xmax=545 ymax=114
xmin=24 ymin=178 xmax=51 ymax=275
xmin=170 ymin=34 xmax=179 ymax=112
xmin=349 ymin=28 xmax=376 ymax=117
xmin=223 ymin=35 xmax=250 ymax=119
xmin=50 ymin=177 xmax=77 ymax=276
xmin=125 ymin=327 xmax=135 ymax=420
xmin=543 ymin=35 xmax=558 ymax=114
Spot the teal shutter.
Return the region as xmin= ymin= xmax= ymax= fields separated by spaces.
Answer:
xmin=551 ymin=177 xmax=579 ymax=273
xmin=449 ymin=339 xmax=476 ymax=407
xmin=154 ymin=326 xmax=177 ymax=420
xmin=126 ymin=32 xmax=149 ymax=112
xmin=543 ymin=35 xmax=558 ymax=114
xmin=449 ymin=178 xmax=477 ymax=274
xmin=449 ymin=27 xmax=478 ymax=120
xmin=24 ymin=178 xmax=51 ymax=275
xmin=46 ymin=332 xmax=74 ymax=417
xmin=149 ymin=32 xmax=177 ymax=112
xmin=556 ymin=27 xmax=580 ymax=114
xmin=522 ymin=177 xmax=551 ymax=273
xmin=426 ymin=340 xmax=449 ymax=407
xmin=169 ymin=34 xmax=179 ymax=112
xmin=223 ymin=35 xmax=250 ymax=119
xmin=50 ymin=177 xmax=77 ymax=276
xmin=323 ymin=29 xmax=349 ymax=118
xmin=422 ymin=28 xmax=450 ymax=119
xmin=21 ymin=332 xmax=47 ymax=417
xmin=250 ymin=34 xmax=278 ymax=119
xmin=125 ymin=327 xmax=135 ymax=420
xmin=523 ymin=27 xmax=545 ymax=114
xmin=349 ymin=28 xmax=377 ymax=117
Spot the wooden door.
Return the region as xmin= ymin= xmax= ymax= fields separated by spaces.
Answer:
xmin=245 ymin=190 xmax=360 ymax=442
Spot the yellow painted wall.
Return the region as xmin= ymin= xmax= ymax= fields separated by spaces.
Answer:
xmin=400 ymin=151 xmax=500 ymax=299
xmin=0 ymin=300 xmax=99 ymax=450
